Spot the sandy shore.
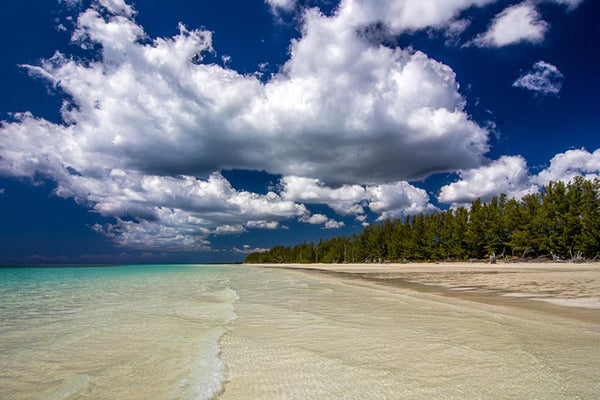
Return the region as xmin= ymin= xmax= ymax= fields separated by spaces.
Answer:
xmin=245 ymin=262 xmax=600 ymax=315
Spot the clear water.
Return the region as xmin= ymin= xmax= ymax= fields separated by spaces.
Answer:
xmin=0 ymin=265 xmax=237 ymax=400
xmin=1 ymin=265 xmax=598 ymax=399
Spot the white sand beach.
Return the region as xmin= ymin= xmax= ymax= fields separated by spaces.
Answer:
xmin=216 ymin=263 xmax=600 ymax=398
xmin=2 ymin=265 xmax=598 ymax=399
xmin=247 ymin=262 xmax=600 ymax=311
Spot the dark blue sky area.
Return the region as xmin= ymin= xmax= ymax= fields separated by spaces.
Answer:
xmin=0 ymin=0 xmax=598 ymax=263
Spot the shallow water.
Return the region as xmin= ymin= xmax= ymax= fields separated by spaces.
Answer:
xmin=1 ymin=265 xmax=598 ymax=399
xmin=219 ymin=267 xmax=600 ymax=399
xmin=0 ymin=265 xmax=237 ymax=400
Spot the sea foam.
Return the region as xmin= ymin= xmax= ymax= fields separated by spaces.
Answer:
xmin=175 ymin=286 xmax=239 ymax=400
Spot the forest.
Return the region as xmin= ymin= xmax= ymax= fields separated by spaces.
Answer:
xmin=244 ymin=177 xmax=600 ymax=264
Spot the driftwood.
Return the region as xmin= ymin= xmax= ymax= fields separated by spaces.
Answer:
xmin=521 ymin=246 xmax=533 ymax=259
xmin=572 ymin=251 xmax=585 ymax=263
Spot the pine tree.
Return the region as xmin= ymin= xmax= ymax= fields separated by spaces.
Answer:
xmin=245 ymin=178 xmax=600 ymax=263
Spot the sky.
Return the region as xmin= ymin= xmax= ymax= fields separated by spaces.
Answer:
xmin=0 ymin=0 xmax=599 ymax=264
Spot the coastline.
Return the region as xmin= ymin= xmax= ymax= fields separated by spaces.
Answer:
xmin=218 ymin=263 xmax=600 ymax=398
xmin=244 ymin=262 xmax=600 ymax=321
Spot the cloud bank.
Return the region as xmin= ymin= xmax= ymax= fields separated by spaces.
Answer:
xmin=438 ymin=149 xmax=600 ymax=208
xmin=0 ymin=0 xmax=594 ymax=251
xmin=280 ymin=176 xmax=437 ymax=221
xmin=0 ymin=0 xmax=495 ymax=249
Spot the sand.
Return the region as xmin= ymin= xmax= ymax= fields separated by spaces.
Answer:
xmin=217 ymin=263 xmax=600 ymax=398
xmin=246 ymin=262 xmax=600 ymax=316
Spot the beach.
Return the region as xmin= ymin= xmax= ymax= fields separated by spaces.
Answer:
xmin=248 ymin=261 xmax=600 ymax=311
xmin=1 ymin=264 xmax=599 ymax=399
xmin=217 ymin=262 xmax=600 ymax=398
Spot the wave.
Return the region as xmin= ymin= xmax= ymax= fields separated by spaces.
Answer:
xmin=176 ymin=286 xmax=239 ymax=400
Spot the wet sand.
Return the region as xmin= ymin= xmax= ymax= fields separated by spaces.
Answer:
xmin=246 ymin=262 xmax=600 ymax=323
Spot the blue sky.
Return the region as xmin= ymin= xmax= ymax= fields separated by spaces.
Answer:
xmin=0 ymin=0 xmax=598 ymax=264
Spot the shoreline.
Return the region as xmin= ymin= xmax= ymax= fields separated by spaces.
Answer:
xmin=244 ymin=262 xmax=600 ymax=323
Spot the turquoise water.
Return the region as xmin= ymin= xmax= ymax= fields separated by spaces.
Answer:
xmin=1 ymin=265 xmax=599 ymax=399
xmin=0 ymin=265 xmax=239 ymax=400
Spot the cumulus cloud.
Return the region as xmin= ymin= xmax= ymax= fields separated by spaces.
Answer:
xmin=246 ymin=220 xmax=281 ymax=229
xmin=368 ymin=181 xmax=438 ymax=219
xmin=471 ymin=2 xmax=548 ymax=47
xmin=280 ymin=176 xmax=368 ymax=215
xmin=78 ymin=172 xmax=308 ymax=249
xmin=324 ymin=219 xmax=345 ymax=229
xmin=438 ymin=156 xmax=538 ymax=205
xmin=248 ymin=5 xmax=489 ymax=184
xmin=0 ymin=0 xmax=495 ymax=249
xmin=533 ymin=148 xmax=600 ymax=184
xmin=281 ymin=176 xmax=436 ymax=219
xmin=438 ymin=149 xmax=600 ymax=207
xmin=300 ymin=213 xmax=345 ymax=229
xmin=301 ymin=214 xmax=330 ymax=225
xmin=6 ymin=0 xmax=490 ymax=183
xmin=335 ymin=0 xmax=495 ymax=34
xmin=513 ymin=61 xmax=563 ymax=95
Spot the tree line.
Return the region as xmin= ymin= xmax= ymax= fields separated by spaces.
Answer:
xmin=244 ymin=177 xmax=600 ymax=264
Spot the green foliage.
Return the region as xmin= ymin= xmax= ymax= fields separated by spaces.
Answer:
xmin=244 ymin=178 xmax=600 ymax=263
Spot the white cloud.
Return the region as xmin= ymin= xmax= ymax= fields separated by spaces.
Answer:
xmin=248 ymin=6 xmax=489 ymax=184
xmin=280 ymin=176 xmax=368 ymax=215
xmin=265 ymin=0 xmax=297 ymax=13
xmin=58 ymin=0 xmax=82 ymax=8
xmin=336 ymin=0 xmax=495 ymax=34
xmin=0 ymin=0 xmax=496 ymax=249
xmin=471 ymin=2 xmax=548 ymax=47
xmin=96 ymin=0 xmax=135 ymax=16
xmin=300 ymin=213 xmax=345 ymax=229
xmin=324 ymin=219 xmax=345 ymax=229
xmin=438 ymin=156 xmax=538 ymax=205
xmin=513 ymin=61 xmax=563 ymax=95
xmin=6 ymin=0 xmax=490 ymax=186
xmin=281 ymin=176 xmax=436 ymax=219
xmin=442 ymin=18 xmax=472 ymax=45
xmin=301 ymin=214 xmax=329 ymax=224
xmin=368 ymin=181 xmax=438 ymax=219
xmin=545 ymin=0 xmax=584 ymax=10
xmin=246 ymin=220 xmax=280 ymax=229
xmin=439 ymin=149 xmax=600 ymax=207
xmin=270 ymin=0 xmax=496 ymax=30
xmin=232 ymin=245 xmax=270 ymax=254
xmin=214 ymin=225 xmax=247 ymax=235
xmin=93 ymin=213 xmax=213 ymax=251
xmin=0 ymin=188 xmax=4 ymax=194
xmin=533 ymin=148 xmax=600 ymax=184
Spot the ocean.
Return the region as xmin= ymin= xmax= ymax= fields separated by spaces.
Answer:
xmin=0 ymin=264 xmax=598 ymax=399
